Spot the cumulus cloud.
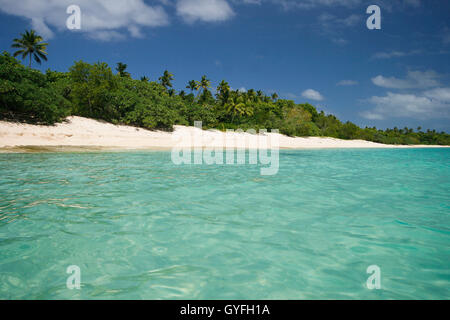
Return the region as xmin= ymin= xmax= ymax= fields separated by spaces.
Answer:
xmin=337 ymin=80 xmax=358 ymax=86
xmin=233 ymin=0 xmax=359 ymax=9
xmin=0 ymin=0 xmax=424 ymax=41
xmin=424 ymin=87 xmax=450 ymax=101
xmin=302 ymin=89 xmax=324 ymax=101
xmin=0 ymin=0 xmax=169 ymax=40
xmin=371 ymin=70 xmax=441 ymax=89
xmin=246 ymin=0 xmax=420 ymax=10
xmin=176 ymin=0 xmax=234 ymax=23
xmin=361 ymin=88 xmax=450 ymax=120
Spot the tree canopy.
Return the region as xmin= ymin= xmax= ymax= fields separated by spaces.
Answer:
xmin=0 ymin=51 xmax=448 ymax=145
xmin=11 ymin=30 xmax=48 ymax=68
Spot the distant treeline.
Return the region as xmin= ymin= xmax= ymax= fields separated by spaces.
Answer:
xmin=0 ymin=51 xmax=449 ymax=145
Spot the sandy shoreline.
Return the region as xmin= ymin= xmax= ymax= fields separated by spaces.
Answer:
xmin=0 ymin=116 xmax=448 ymax=153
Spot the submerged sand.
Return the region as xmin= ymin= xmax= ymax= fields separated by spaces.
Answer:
xmin=0 ymin=116 xmax=447 ymax=152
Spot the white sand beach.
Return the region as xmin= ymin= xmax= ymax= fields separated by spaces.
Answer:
xmin=0 ymin=116 xmax=447 ymax=152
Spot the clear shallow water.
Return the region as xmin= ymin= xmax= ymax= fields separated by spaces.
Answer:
xmin=0 ymin=149 xmax=449 ymax=300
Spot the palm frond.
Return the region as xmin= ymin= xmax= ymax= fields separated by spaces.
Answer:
xmin=36 ymin=51 xmax=48 ymax=61
xmin=33 ymin=53 xmax=42 ymax=64
xmin=13 ymin=50 xmax=24 ymax=57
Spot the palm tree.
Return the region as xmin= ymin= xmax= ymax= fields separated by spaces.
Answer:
xmin=159 ymin=70 xmax=174 ymax=89
xmin=116 ymin=62 xmax=130 ymax=77
xmin=186 ymin=80 xmax=197 ymax=92
xmin=247 ymin=89 xmax=256 ymax=102
xmin=140 ymin=76 xmax=149 ymax=82
xmin=256 ymin=90 xmax=264 ymax=102
xmin=216 ymin=80 xmax=230 ymax=104
xmin=197 ymin=75 xmax=211 ymax=99
xmin=226 ymin=96 xmax=254 ymax=123
xmin=225 ymin=97 xmax=240 ymax=123
xmin=12 ymin=30 xmax=48 ymax=68
xmin=271 ymin=92 xmax=279 ymax=101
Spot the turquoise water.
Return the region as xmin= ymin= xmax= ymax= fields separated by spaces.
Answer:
xmin=0 ymin=149 xmax=449 ymax=300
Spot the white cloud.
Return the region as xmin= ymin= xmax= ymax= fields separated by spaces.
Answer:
xmin=361 ymin=88 xmax=450 ymax=120
xmin=337 ymin=80 xmax=358 ymax=86
xmin=315 ymin=13 xmax=360 ymax=45
xmin=232 ymin=0 xmax=360 ymax=8
xmin=361 ymin=111 xmax=384 ymax=120
xmin=332 ymin=38 xmax=348 ymax=45
xmin=128 ymin=25 xmax=144 ymax=38
xmin=424 ymin=87 xmax=450 ymax=102
xmin=371 ymin=50 xmax=422 ymax=59
xmin=176 ymin=0 xmax=234 ymax=23
xmin=277 ymin=0 xmax=361 ymax=10
xmin=317 ymin=13 xmax=360 ymax=30
xmin=0 ymin=0 xmax=169 ymax=40
xmin=29 ymin=17 xmax=54 ymax=39
xmin=89 ymin=30 xmax=126 ymax=42
xmin=302 ymin=89 xmax=324 ymax=101
xmin=255 ymin=0 xmax=420 ymax=10
xmin=372 ymin=70 xmax=441 ymax=89
xmin=238 ymin=0 xmax=262 ymax=4
xmin=373 ymin=51 xmax=407 ymax=59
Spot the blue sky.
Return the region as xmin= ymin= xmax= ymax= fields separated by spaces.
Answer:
xmin=0 ymin=0 xmax=449 ymax=131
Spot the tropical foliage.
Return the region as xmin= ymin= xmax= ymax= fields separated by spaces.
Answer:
xmin=0 ymin=52 xmax=69 ymax=123
xmin=12 ymin=30 xmax=48 ymax=68
xmin=0 ymin=51 xmax=449 ymax=145
xmin=115 ymin=62 xmax=130 ymax=78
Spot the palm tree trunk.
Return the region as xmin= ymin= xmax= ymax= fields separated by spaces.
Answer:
xmin=29 ymin=54 xmax=32 ymax=68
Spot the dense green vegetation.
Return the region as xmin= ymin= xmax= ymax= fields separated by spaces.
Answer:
xmin=1 ymin=51 xmax=449 ymax=145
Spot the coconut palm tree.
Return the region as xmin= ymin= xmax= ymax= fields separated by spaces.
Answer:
xmin=140 ymin=76 xmax=149 ymax=82
xmin=116 ymin=62 xmax=130 ymax=77
xmin=226 ymin=96 xmax=253 ymax=123
xmin=225 ymin=97 xmax=239 ymax=123
xmin=198 ymin=75 xmax=211 ymax=96
xmin=271 ymin=92 xmax=279 ymax=101
xmin=186 ymin=80 xmax=197 ymax=93
xmin=247 ymin=89 xmax=256 ymax=102
xmin=216 ymin=80 xmax=230 ymax=104
xmin=12 ymin=30 xmax=48 ymax=68
xmin=256 ymin=90 xmax=264 ymax=102
xmin=159 ymin=70 xmax=174 ymax=89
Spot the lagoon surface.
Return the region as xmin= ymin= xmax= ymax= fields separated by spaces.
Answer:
xmin=0 ymin=149 xmax=449 ymax=299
